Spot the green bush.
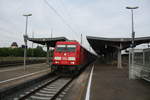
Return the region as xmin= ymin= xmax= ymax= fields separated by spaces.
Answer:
xmin=0 ymin=47 xmax=47 ymax=57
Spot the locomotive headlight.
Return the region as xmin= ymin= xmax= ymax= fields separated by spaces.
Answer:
xmin=70 ymin=62 xmax=75 ymax=64
xmin=54 ymin=57 xmax=61 ymax=60
xmin=55 ymin=61 xmax=59 ymax=64
xmin=68 ymin=57 xmax=75 ymax=61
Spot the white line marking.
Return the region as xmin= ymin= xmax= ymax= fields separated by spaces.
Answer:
xmin=0 ymin=69 xmax=49 ymax=84
xmin=85 ymin=65 xmax=94 ymax=100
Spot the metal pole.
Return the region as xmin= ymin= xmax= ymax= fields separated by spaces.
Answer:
xmin=25 ymin=16 xmax=28 ymax=36
xmin=81 ymin=34 xmax=82 ymax=45
xmin=50 ymin=29 xmax=53 ymax=67
xmin=31 ymin=32 xmax=34 ymax=57
xmin=126 ymin=6 xmax=138 ymax=79
xmin=51 ymin=28 xmax=53 ymax=38
xmin=131 ymin=9 xmax=135 ymax=79
xmin=23 ymin=14 xmax=32 ymax=70
xmin=24 ymin=16 xmax=28 ymax=70
xmin=129 ymin=49 xmax=131 ymax=78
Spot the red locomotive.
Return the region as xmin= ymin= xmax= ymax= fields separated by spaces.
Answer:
xmin=52 ymin=40 xmax=96 ymax=72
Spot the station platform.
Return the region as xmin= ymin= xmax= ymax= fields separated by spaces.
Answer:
xmin=0 ymin=63 xmax=51 ymax=89
xmin=90 ymin=60 xmax=150 ymax=100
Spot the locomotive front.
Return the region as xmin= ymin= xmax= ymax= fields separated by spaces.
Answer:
xmin=52 ymin=41 xmax=79 ymax=67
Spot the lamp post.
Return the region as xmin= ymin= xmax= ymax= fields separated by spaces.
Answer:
xmin=126 ymin=6 xmax=138 ymax=79
xmin=23 ymin=14 xmax=32 ymax=70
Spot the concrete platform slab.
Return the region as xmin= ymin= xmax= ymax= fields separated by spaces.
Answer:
xmin=90 ymin=61 xmax=150 ymax=100
xmin=0 ymin=63 xmax=51 ymax=89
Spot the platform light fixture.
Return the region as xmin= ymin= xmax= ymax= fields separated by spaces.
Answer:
xmin=126 ymin=6 xmax=139 ymax=79
xmin=23 ymin=13 xmax=32 ymax=70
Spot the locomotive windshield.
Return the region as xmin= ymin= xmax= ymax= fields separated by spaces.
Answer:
xmin=67 ymin=45 xmax=76 ymax=52
xmin=56 ymin=44 xmax=76 ymax=52
xmin=56 ymin=45 xmax=66 ymax=52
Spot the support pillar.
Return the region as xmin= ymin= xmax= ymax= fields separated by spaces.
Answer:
xmin=117 ymin=49 xmax=122 ymax=68
xmin=143 ymin=51 xmax=145 ymax=65
xmin=117 ymin=43 xmax=122 ymax=68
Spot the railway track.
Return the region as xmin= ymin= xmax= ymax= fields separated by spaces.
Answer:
xmin=0 ymin=60 xmax=45 ymax=67
xmin=15 ymin=76 xmax=73 ymax=100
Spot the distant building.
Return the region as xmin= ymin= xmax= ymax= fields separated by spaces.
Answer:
xmin=11 ymin=42 xmax=18 ymax=48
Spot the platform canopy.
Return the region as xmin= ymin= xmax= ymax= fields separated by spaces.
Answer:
xmin=87 ymin=36 xmax=150 ymax=68
xmin=27 ymin=36 xmax=68 ymax=47
xmin=87 ymin=36 xmax=150 ymax=55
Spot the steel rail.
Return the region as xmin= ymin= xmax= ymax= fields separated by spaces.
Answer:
xmin=19 ymin=76 xmax=61 ymax=100
xmin=18 ymin=76 xmax=73 ymax=100
xmin=50 ymin=77 xmax=73 ymax=100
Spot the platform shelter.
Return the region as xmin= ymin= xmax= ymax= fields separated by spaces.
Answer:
xmin=87 ymin=36 xmax=150 ymax=68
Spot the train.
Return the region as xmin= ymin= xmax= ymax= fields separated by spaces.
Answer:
xmin=51 ymin=40 xmax=96 ymax=73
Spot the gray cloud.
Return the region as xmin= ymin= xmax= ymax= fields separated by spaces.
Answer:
xmin=0 ymin=0 xmax=149 ymax=49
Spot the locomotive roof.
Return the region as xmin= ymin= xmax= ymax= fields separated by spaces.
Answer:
xmin=56 ymin=40 xmax=79 ymax=44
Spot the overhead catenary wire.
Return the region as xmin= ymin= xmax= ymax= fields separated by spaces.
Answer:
xmin=0 ymin=0 xmax=30 ymax=47
xmin=43 ymin=0 xmax=79 ymax=40
xmin=58 ymin=0 xmax=88 ymax=47
xmin=58 ymin=0 xmax=72 ymax=20
xmin=58 ymin=0 xmax=81 ymax=31
xmin=58 ymin=0 xmax=82 ymax=42
xmin=0 ymin=0 xmax=26 ymax=32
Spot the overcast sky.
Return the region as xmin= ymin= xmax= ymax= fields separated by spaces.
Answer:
xmin=0 ymin=0 xmax=150 ymax=49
